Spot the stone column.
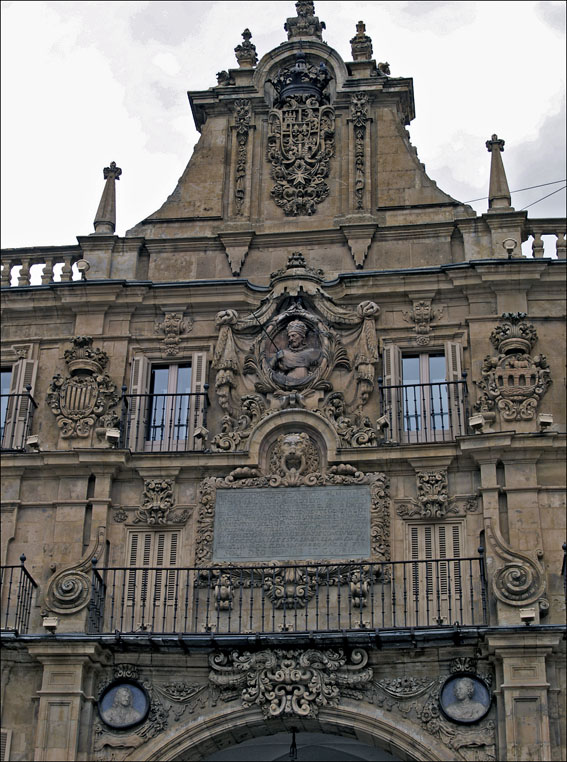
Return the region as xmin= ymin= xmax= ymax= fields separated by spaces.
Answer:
xmin=27 ymin=642 xmax=107 ymax=762
xmin=488 ymin=632 xmax=561 ymax=762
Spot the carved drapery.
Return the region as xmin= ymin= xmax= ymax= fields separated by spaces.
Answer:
xmin=209 ymin=648 xmax=371 ymax=718
xmin=46 ymin=336 xmax=120 ymax=438
xmin=211 ymin=254 xmax=381 ymax=451
xmin=351 ymin=93 xmax=369 ymax=209
xmin=475 ymin=313 xmax=551 ymax=421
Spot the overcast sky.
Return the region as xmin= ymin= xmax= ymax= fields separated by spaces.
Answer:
xmin=1 ymin=0 xmax=565 ymax=250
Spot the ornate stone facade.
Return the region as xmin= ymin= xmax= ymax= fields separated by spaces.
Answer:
xmin=1 ymin=3 xmax=565 ymax=762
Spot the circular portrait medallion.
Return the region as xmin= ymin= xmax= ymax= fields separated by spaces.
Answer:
xmin=440 ymin=674 xmax=491 ymax=724
xmin=99 ymin=681 xmax=149 ymax=730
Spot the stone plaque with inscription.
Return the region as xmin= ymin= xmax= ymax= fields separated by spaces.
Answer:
xmin=213 ymin=485 xmax=371 ymax=561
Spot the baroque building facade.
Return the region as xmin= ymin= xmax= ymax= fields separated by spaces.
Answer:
xmin=1 ymin=3 xmax=566 ymax=761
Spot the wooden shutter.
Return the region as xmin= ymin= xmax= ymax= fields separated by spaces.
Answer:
xmin=3 ymin=359 xmax=37 ymax=449
xmin=126 ymin=531 xmax=180 ymax=632
xmin=445 ymin=341 xmax=464 ymax=437
xmin=409 ymin=523 xmax=463 ymax=626
xmin=190 ymin=351 xmax=208 ymax=448
xmin=0 ymin=728 xmax=12 ymax=762
xmin=127 ymin=355 xmax=150 ymax=451
xmin=382 ymin=344 xmax=401 ymax=442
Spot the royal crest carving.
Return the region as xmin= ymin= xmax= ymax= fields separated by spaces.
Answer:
xmin=211 ymin=254 xmax=381 ymax=451
xmin=208 ymin=648 xmax=371 ymax=718
xmin=267 ymin=54 xmax=334 ymax=216
xmin=475 ymin=313 xmax=551 ymax=421
xmin=154 ymin=312 xmax=192 ymax=356
xmin=46 ymin=337 xmax=120 ymax=438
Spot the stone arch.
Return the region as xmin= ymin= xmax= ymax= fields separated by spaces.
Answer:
xmin=247 ymin=408 xmax=338 ymax=467
xmin=126 ymin=702 xmax=457 ymax=762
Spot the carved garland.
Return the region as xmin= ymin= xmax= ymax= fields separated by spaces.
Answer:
xmin=233 ymin=99 xmax=252 ymax=215
xmin=351 ymin=93 xmax=369 ymax=209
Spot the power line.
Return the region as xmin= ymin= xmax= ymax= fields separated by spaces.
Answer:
xmin=520 ymin=185 xmax=567 ymax=211
xmin=464 ymin=179 xmax=566 ymax=203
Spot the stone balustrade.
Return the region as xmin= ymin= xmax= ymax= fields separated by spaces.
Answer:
xmin=524 ymin=218 xmax=566 ymax=259
xmin=0 ymin=249 xmax=81 ymax=287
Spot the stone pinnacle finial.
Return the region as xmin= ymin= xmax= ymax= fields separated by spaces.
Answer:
xmin=486 ymin=134 xmax=512 ymax=211
xmin=93 ymin=161 xmax=122 ymax=234
xmin=350 ymin=20 xmax=373 ymax=61
xmin=285 ymin=0 xmax=325 ymax=41
xmin=234 ymin=28 xmax=258 ymax=68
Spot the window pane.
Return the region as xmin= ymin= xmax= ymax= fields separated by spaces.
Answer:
xmin=402 ymin=356 xmax=420 ymax=384
xmin=176 ymin=365 xmax=191 ymax=394
xmin=428 ymin=355 xmax=447 ymax=430
xmin=428 ymin=354 xmax=446 ymax=383
xmin=148 ymin=367 xmax=169 ymax=440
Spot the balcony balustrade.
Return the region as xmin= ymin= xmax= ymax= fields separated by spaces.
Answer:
xmin=379 ymin=378 xmax=469 ymax=444
xmin=1 ymin=388 xmax=37 ymax=451
xmin=524 ymin=218 xmax=566 ymax=259
xmin=0 ymin=250 xmax=81 ymax=287
xmin=0 ymin=556 xmax=37 ymax=634
xmin=121 ymin=391 xmax=209 ymax=452
xmin=85 ymin=556 xmax=488 ymax=636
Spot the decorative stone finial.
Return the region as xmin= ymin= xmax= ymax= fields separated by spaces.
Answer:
xmin=486 ymin=134 xmax=512 ymax=211
xmin=234 ymin=28 xmax=258 ymax=68
xmin=284 ymin=0 xmax=325 ymax=41
xmin=350 ymin=20 xmax=373 ymax=61
xmin=93 ymin=161 xmax=122 ymax=234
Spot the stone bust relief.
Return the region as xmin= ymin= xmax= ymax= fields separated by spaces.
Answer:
xmin=269 ymin=319 xmax=322 ymax=387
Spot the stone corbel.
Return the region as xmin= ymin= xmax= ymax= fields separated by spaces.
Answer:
xmin=485 ymin=517 xmax=547 ymax=619
xmin=44 ymin=526 xmax=106 ymax=617
xmin=219 ymin=231 xmax=254 ymax=276
xmin=340 ymin=223 xmax=377 ymax=269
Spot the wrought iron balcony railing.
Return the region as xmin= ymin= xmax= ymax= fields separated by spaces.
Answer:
xmin=87 ymin=556 xmax=488 ymax=636
xmin=121 ymin=391 xmax=208 ymax=452
xmin=378 ymin=378 xmax=469 ymax=444
xmin=1 ymin=388 xmax=37 ymax=451
xmin=0 ymin=556 xmax=38 ymax=634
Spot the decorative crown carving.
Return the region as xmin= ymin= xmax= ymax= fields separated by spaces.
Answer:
xmin=269 ymin=52 xmax=332 ymax=106
xmin=64 ymin=336 xmax=109 ymax=375
xmin=489 ymin=312 xmax=537 ymax=354
xmin=284 ymin=1 xmax=326 ymax=41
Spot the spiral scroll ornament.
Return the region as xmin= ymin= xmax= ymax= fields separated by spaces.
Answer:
xmin=46 ymin=570 xmax=91 ymax=614
xmin=493 ymin=562 xmax=542 ymax=605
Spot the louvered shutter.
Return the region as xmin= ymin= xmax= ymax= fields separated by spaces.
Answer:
xmin=445 ymin=341 xmax=464 ymax=438
xmin=189 ymin=351 xmax=208 ymax=448
xmin=0 ymin=728 xmax=12 ymax=762
xmin=127 ymin=356 xmax=150 ymax=451
xmin=382 ymin=344 xmax=401 ymax=442
xmin=3 ymin=359 xmax=37 ymax=450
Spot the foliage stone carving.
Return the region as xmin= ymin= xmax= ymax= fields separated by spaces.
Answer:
xmin=351 ymin=93 xmax=369 ymax=209
xmin=46 ymin=336 xmax=119 ymax=438
xmin=209 ymin=648 xmax=371 ymax=718
xmin=154 ymin=312 xmax=192 ymax=356
xmin=134 ymin=479 xmax=188 ymax=526
xmin=233 ymin=99 xmax=252 ymax=214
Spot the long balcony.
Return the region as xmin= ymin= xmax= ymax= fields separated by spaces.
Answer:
xmin=121 ymin=391 xmax=209 ymax=452
xmin=0 ymin=389 xmax=37 ymax=451
xmin=379 ymin=378 xmax=469 ymax=444
xmin=84 ymin=556 xmax=488 ymax=636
